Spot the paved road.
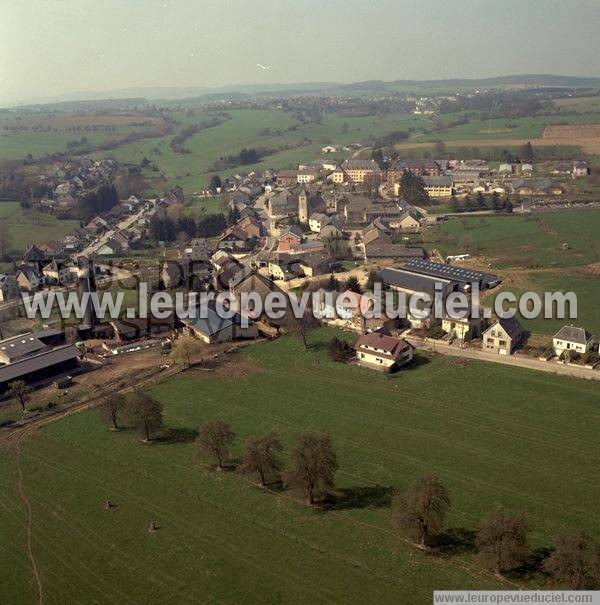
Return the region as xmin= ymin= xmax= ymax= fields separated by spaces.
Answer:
xmin=405 ymin=336 xmax=600 ymax=382
xmin=76 ymin=204 xmax=153 ymax=258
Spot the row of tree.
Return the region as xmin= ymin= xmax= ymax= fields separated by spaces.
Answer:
xmin=449 ymin=192 xmax=513 ymax=213
xmin=149 ymin=211 xmax=227 ymax=242
xmin=96 ymin=392 xmax=600 ymax=590
xmin=98 ymin=395 xmax=337 ymax=506
xmin=391 ymin=474 xmax=600 ymax=589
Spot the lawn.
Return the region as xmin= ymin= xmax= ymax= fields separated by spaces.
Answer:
xmin=1 ymin=331 xmax=599 ymax=603
xmin=0 ymin=202 xmax=79 ymax=254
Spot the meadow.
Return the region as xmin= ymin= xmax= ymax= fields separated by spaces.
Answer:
xmin=0 ymin=202 xmax=79 ymax=254
xmin=424 ymin=210 xmax=600 ymax=269
xmin=94 ymin=108 xmax=431 ymax=194
xmin=1 ymin=331 xmax=599 ymax=603
xmin=422 ymin=209 xmax=600 ymax=336
xmin=413 ymin=113 xmax=600 ymax=143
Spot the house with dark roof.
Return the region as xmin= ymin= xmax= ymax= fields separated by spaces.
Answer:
xmin=482 ymin=317 xmax=523 ymax=355
xmin=0 ymin=274 xmax=20 ymax=302
xmin=354 ymin=330 xmax=413 ymax=372
xmin=181 ymin=302 xmax=258 ymax=343
xmin=552 ymin=325 xmax=594 ymax=357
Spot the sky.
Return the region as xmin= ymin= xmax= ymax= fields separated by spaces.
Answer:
xmin=1 ymin=0 xmax=599 ymax=104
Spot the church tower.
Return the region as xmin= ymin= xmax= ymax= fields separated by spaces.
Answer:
xmin=298 ymin=189 xmax=308 ymax=223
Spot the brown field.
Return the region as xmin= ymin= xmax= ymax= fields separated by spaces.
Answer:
xmin=542 ymin=124 xmax=600 ymax=139
xmin=391 ymin=130 xmax=600 ymax=154
xmin=19 ymin=114 xmax=165 ymax=129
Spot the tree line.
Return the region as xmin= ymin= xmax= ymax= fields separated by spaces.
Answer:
xmin=97 ymin=391 xmax=600 ymax=590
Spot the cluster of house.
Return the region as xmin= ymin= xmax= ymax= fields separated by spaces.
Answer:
xmin=33 ymin=158 xmax=117 ymax=213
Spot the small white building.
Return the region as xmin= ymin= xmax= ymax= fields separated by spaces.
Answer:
xmin=552 ymin=325 xmax=594 ymax=357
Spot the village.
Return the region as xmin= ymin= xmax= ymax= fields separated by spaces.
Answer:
xmin=0 ymin=144 xmax=598 ymax=413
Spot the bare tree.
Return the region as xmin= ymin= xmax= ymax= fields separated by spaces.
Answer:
xmin=196 ymin=420 xmax=235 ymax=469
xmin=98 ymin=394 xmax=125 ymax=430
xmin=286 ymin=433 xmax=338 ymax=505
xmin=544 ymin=531 xmax=598 ymax=590
xmin=392 ymin=475 xmax=451 ymax=549
xmin=125 ymin=390 xmax=163 ymax=442
xmin=9 ymin=380 xmax=31 ymax=413
xmin=283 ymin=305 xmax=318 ymax=351
xmin=238 ymin=432 xmax=284 ymax=487
xmin=475 ymin=506 xmax=530 ymax=575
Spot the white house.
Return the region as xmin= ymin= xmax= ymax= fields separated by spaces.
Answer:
xmin=552 ymin=325 xmax=594 ymax=357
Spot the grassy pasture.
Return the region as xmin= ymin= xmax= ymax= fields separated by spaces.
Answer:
xmin=424 ymin=210 xmax=600 ymax=269
xmin=1 ymin=331 xmax=599 ymax=603
xmin=413 ymin=113 xmax=600 ymax=142
xmin=0 ymin=202 xmax=78 ymax=254
xmin=95 ymin=109 xmax=429 ymax=193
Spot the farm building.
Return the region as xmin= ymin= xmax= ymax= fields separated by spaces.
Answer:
xmin=403 ymin=259 xmax=500 ymax=290
xmin=0 ymin=345 xmax=82 ymax=394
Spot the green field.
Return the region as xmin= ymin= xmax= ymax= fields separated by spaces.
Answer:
xmin=0 ymin=202 xmax=78 ymax=254
xmin=422 ymin=210 xmax=600 ymax=336
xmin=425 ymin=210 xmax=600 ymax=269
xmin=413 ymin=113 xmax=600 ymax=142
xmin=1 ymin=331 xmax=599 ymax=603
xmin=93 ymin=109 xmax=430 ymax=193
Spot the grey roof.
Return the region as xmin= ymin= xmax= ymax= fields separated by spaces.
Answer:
xmin=487 ymin=317 xmax=523 ymax=340
xmin=422 ymin=176 xmax=453 ymax=187
xmin=182 ymin=303 xmax=248 ymax=337
xmin=379 ymin=267 xmax=452 ymax=294
xmin=553 ymin=325 xmax=593 ymax=344
xmin=0 ymin=334 xmax=46 ymax=361
xmin=0 ymin=345 xmax=81 ymax=385
xmin=404 ymin=259 xmax=499 ymax=288
xmin=365 ymin=244 xmax=425 ymax=260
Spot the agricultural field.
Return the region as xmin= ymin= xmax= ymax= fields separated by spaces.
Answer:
xmin=0 ymin=113 xmax=167 ymax=163
xmin=1 ymin=331 xmax=599 ymax=603
xmin=413 ymin=113 xmax=600 ymax=143
xmin=553 ymin=96 xmax=600 ymax=112
xmin=423 ymin=209 xmax=600 ymax=336
xmin=0 ymin=202 xmax=78 ymax=254
xmin=94 ymin=108 xmax=430 ymax=193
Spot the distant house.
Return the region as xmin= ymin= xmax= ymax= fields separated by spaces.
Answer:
xmin=277 ymin=225 xmax=303 ymax=252
xmin=218 ymin=226 xmax=248 ymax=250
xmin=572 ymin=160 xmax=590 ymax=178
xmin=321 ymin=145 xmax=339 ymax=154
xmin=354 ymin=331 xmax=413 ymax=372
xmin=339 ymin=159 xmax=382 ymax=184
xmin=512 ymin=179 xmax=564 ymax=196
xmin=297 ymin=170 xmax=318 ymax=184
xmin=85 ymin=216 xmax=108 ymax=233
xmin=0 ymin=274 xmax=20 ymax=302
xmin=42 ymin=260 xmax=76 ymax=285
xmin=420 ymin=176 xmax=454 ymax=198
xmin=482 ymin=317 xmax=523 ymax=355
xmin=96 ymin=238 xmax=125 ymax=256
xmin=22 ymin=245 xmax=46 ymax=268
xmin=276 ymin=170 xmax=299 ymax=187
xmin=441 ymin=311 xmax=483 ymax=341
xmin=181 ymin=303 xmax=258 ymax=343
xmin=552 ymin=325 xmax=594 ymax=357
xmin=16 ymin=266 xmax=44 ymax=292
